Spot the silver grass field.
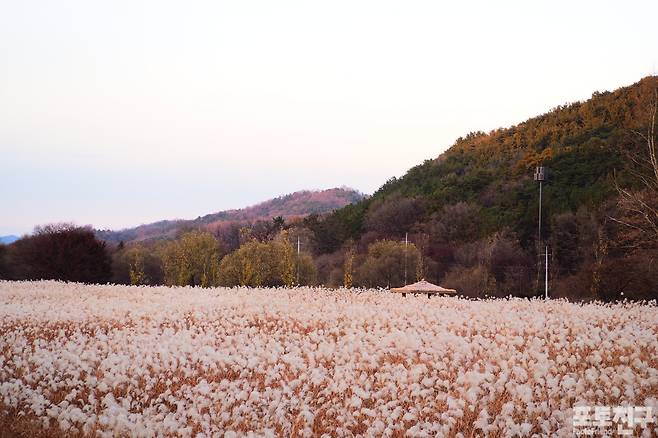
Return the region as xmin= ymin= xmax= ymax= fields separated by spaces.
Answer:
xmin=0 ymin=281 xmax=657 ymax=437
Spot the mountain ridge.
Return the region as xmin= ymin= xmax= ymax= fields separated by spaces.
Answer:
xmin=97 ymin=187 xmax=365 ymax=244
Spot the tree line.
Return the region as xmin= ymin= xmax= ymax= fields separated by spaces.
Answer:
xmin=1 ymin=190 xmax=654 ymax=301
xmin=0 ymin=221 xmax=422 ymax=290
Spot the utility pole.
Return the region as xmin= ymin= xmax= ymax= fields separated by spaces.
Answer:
xmin=296 ymin=236 xmax=301 ymax=285
xmin=534 ymin=166 xmax=547 ymax=296
xmin=545 ymin=246 xmax=549 ymax=299
xmin=535 ymin=167 xmax=545 ymax=245
xmin=538 ymin=181 xmax=543 ymax=242
xmin=398 ymin=233 xmax=411 ymax=286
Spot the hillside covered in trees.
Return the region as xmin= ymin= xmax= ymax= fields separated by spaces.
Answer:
xmin=2 ymin=77 xmax=657 ymax=301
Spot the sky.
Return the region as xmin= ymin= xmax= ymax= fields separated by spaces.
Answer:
xmin=1 ymin=0 xmax=658 ymax=235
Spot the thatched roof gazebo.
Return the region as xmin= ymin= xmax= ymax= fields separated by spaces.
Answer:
xmin=390 ymin=279 xmax=457 ymax=298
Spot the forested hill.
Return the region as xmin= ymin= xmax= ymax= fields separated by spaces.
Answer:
xmin=321 ymin=76 xmax=656 ymax=246
xmin=97 ymin=187 xmax=364 ymax=244
xmin=304 ymin=76 xmax=657 ymax=299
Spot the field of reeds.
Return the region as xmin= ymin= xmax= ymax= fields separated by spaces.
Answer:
xmin=1 ymin=281 xmax=656 ymax=437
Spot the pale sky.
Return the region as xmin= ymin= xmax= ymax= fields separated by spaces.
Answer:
xmin=1 ymin=0 xmax=658 ymax=235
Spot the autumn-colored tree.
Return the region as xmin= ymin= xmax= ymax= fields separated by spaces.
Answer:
xmin=128 ymin=249 xmax=147 ymax=285
xmin=295 ymin=253 xmax=318 ymax=286
xmin=356 ymin=240 xmax=421 ymax=288
xmin=111 ymin=243 xmax=164 ymax=285
xmin=343 ymin=245 xmax=354 ymax=288
xmin=215 ymin=251 xmax=243 ymax=287
xmin=161 ymin=231 xmax=221 ymax=287
xmin=217 ymin=239 xmax=298 ymax=287
xmin=273 ymin=229 xmax=319 ymax=286
xmin=278 ymin=233 xmax=295 ymax=287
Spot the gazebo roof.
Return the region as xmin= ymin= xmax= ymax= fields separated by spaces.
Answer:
xmin=390 ymin=279 xmax=457 ymax=294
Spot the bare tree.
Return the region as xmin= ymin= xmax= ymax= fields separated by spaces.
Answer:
xmin=612 ymin=89 xmax=658 ymax=245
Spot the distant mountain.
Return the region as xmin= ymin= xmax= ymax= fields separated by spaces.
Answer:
xmin=0 ymin=235 xmax=19 ymax=245
xmin=97 ymin=187 xmax=365 ymax=244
